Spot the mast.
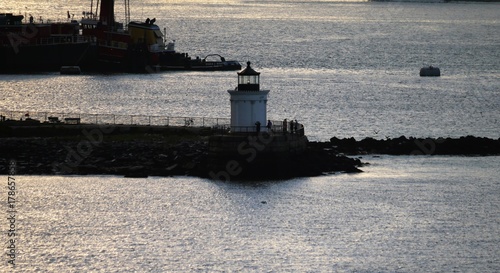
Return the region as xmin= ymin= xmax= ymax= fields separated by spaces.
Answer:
xmin=95 ymin=0 xmax=100 ymax=20
xmin=124 ymin=0 xmax=130 ymax=27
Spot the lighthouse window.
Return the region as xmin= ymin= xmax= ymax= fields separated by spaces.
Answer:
xmin=239 ymin=75 xmax=259 ymax=85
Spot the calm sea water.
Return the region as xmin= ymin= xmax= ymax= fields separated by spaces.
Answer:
xmin=4 ymin=156 xmax=500 ymax=272
xmin=1 ymin=0 xmax=499 ymax=272
xmin=1 ymin=0 xmax=499 ymax=140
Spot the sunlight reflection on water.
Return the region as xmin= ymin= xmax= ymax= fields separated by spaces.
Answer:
xmin=8 ymin=156 xmax=500 ymax=272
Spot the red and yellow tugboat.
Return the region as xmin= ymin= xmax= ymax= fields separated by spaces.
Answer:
xmin=0 ymin=0 xmax=241 ymax=73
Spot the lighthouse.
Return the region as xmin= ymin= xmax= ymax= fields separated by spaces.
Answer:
xmin=208 ymin=61 xmax=308 ymax=180
xmin=228 ymin=62 xmax=269 ymax=133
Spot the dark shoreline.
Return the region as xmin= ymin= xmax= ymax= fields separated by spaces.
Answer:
xmin=1 ymin=123 xmax=498 ymax=180
xmin=327 ymin=135 xmax=500 ymax=156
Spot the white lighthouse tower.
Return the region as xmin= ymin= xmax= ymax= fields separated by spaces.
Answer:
xmin=228 ymin=62 xmax=269 ymax=133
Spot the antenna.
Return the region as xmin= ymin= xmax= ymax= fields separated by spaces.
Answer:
xmin=96 ymin=0 xmax=100 ymax=19
xmin=124 ymin=0 xmax=130 ymax=27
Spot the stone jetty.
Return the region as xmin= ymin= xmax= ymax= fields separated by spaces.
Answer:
xmin=328 ymin=136 xmax=500 ymax=156
xmin=1 ymin=122 xmax=498 ymax=180
xmin=0 ymin=122 xmax=363 ymax=180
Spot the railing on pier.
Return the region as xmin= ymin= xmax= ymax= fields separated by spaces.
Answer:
xmin=0 ymin=110 xmax=305 ymax=136
xmin=0 ymin=109 xmax=230 ymax=128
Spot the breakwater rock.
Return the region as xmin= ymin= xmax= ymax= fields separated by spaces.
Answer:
xmin=327 ymin=136 xmax=500 ymax=155
xmin=0 ymin=124 xmax=363 ymax=179
xmin=208 ymin=134 xmax=363 ymax=181
xmin=4 ymin=124 xmax=496 ymax=180
xmin=0 ymin=137 xmax=209 ymax=178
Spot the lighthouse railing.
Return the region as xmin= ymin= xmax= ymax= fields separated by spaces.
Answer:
xmin=211 ymin=120 xmax=304 ymax=136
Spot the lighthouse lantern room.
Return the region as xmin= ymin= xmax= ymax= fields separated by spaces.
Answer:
xmin=228 ymin=62 xmax=269 ymax=133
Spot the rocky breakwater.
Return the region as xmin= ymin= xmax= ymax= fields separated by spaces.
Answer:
xmin=207 ymin=133 xmax=363 ymax=181
xmin=0 ymin=125 xmax=211 ymax=178
xmin=0 ymin=123 xmax=363 ymax=179
xmin=327 ymin=136 xmax=500 ymax=155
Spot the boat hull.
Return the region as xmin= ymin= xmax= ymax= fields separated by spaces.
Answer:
xmin=0 ymin=43 xmax=240 ymax=73
xmin=158 ymin=52 xmax=241 ymax=71
xmin=0 ymin=42 xmax=98 ymax=73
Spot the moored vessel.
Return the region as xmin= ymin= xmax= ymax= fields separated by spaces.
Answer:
xmin=0 ymin=0 xmax=240 ymax=73
xmin=0 ymin=13 xmax=97 ymax=72
xmin=420 ymin=65 xmax=441 ymax=76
